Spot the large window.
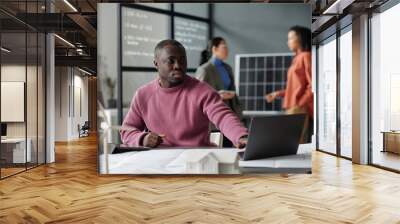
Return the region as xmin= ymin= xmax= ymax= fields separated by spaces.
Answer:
xmin=317 ymin=35 xmax=337 ymax=154
xmin=316 ymin=21 xmax=353 ymax=159
xmin=119 ymin=3 xmax=211 ymax=125
xmin=370 ymin=2 xmax=400 ymax=171
xmin=121 ymin=7 xmax=171 ymax=67
xmin=339 ymin=26 xmax=352 ymax=158
xmin=174 ymin=17 xmax=209 ymax=68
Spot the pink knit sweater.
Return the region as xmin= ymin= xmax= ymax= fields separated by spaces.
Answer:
xmin=120 ymin=75 xmax=248 ymax=147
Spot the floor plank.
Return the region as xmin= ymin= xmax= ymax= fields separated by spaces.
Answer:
xmin=1 ymin=135 xmax=400 ymax=223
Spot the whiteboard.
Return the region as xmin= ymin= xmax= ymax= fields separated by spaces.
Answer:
xmin=1 ymin=82 xmax=25 ymax=122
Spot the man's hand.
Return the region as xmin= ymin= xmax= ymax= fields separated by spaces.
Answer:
xmin=142 ymin=132 xmax=164 ymax=148
xmin=235 ymin=136 xmax=248 ymax=149
xmin=265 ymin=91 xmax=277 ymax=103
xmin=219 ymin=90 xmax=235 ymax=100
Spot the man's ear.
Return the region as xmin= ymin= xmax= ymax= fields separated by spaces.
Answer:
xmin=153 ymin=59 xmax=158 ymax=69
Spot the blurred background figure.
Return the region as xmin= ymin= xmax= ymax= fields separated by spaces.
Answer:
xmin=199 ymin=49 xmax=210 ymax=66
xmin=196 ymin=37 xmax=243 ymax=147
xmin=265 ymin=26 xmax=313 ymax=143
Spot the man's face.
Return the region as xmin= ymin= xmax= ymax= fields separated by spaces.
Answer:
xmin=154 ymin=44 xmax=187 ymax=86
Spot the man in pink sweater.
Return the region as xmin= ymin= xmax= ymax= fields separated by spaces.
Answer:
xmin=120 ymin=40 xmax=248 ymax=148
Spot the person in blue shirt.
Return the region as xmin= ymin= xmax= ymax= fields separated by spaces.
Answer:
xmin=196 ymin=37 xmax=243 ymax=147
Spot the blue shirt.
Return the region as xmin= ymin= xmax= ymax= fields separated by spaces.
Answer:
xmin=211 ymin=57 xmax=232 ymax=90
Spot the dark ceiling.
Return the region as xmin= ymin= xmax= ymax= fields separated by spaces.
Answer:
xmin=0 ymin=0 xmax=389 ymax=75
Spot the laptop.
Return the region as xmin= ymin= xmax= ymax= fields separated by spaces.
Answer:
xmin=239 ymin=114 xmax=306 ymax=161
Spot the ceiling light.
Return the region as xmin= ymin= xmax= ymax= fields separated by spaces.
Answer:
xmin=1 ymin=47 xmax=11 ymax=53
xmin=78 ymin=67 xmax=93 ymax=76
xmin=63 ymin=0 xmax=78 ymax=12
xmin=54 ymin=34 xmax=75 ymax=48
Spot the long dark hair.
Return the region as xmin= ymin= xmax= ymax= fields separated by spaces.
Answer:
xmin=289 ymin=26 xmax=311 ymax=51
xmin=199 ymin=49 xmax=209 ymax=66
xmin=199 ymin=37 xmax=226 ymax=65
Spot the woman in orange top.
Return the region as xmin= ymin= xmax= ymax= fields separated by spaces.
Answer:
xmin=265 ymin=26 xmax=313 ymax=143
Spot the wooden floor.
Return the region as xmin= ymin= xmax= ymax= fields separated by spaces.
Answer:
xmin=1 ymin=167 xmax=26 ymax=178
xmin=1 ymin=163 xmax=45 ymax=178
xmin=1 ymin=135 xmax=400 ymax=224
xmin=372 ymin=150 xmax=400 ymax=171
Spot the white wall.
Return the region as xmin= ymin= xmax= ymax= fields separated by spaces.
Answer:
xmin=1 ymin=63 xmax=47 ymax=163
xmin=54 ymin=67 xmax=89 ymax=141
xmin=1 ymin=65 xmax=37 ymax=137
xmin=72 ymin=73 xmax=89 ymax=138
xmin=55 ymin=67 xmax=68 ymax=141
xmin=1 ymin=65 xmax=27 ymax=140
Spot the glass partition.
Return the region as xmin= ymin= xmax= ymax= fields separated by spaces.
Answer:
xmin=317 ymin=35 xmax=337 ymax=155
xmin=1 ymin=31 xmax=28 ymax=177
xmin=0 ymin=2 xmax=46 ymax=179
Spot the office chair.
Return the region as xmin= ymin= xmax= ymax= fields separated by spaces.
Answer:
xmin=79 ymin=121 xmax=90 ymax=138
xmin=210 ymin=132 xmax=223 ymax=147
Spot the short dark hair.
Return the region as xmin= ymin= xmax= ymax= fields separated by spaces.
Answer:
xmin=207 ymin=37 xmax=225 ymax=55
xmin=154 ymin=39 xmax=186 ymax=58
xmin=289 ymin=26 xmax=311 ymax=51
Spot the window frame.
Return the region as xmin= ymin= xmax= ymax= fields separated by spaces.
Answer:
xmin=367 ymin=0 xmax=400 ymax=173
xmin=314 ymin=15 xmax=353 ymax=160
xmin=117 ymin=3 xmax=213 ymax=124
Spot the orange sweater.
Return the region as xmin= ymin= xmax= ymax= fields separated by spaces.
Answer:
xmin=276 ymin=51 xmax=313 ymax=118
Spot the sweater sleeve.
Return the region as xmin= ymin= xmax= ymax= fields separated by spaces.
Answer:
xmin=298 ymin=54 xmax=313 ymax=108
xmin=120 ymin=92 xmax=148 ymax=146
xmin=275 ymin=89 xmax=286 ymax=97
xmin=201 ymin=87 xmax=248 ymax=146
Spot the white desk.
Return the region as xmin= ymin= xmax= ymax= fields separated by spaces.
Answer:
xmin=238 ymin=153 xmax=311 ymax=174
xmin=1 ymin=138 xmax=32 ymax=163
xmin=99 ymin=145 xmax=312 ymax=175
